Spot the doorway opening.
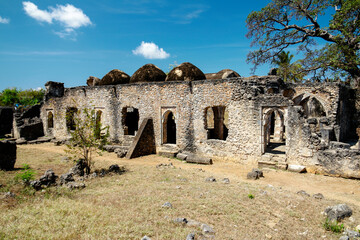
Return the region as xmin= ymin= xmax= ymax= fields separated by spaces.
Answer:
xmin=163 ymin=111 xmax=176 ymax=144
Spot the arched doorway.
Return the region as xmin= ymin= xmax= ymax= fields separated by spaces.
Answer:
xmin=262 ymin=108 xmax=286 ymax=154
xmin=163 ymin=111 xmax=176 ymax=144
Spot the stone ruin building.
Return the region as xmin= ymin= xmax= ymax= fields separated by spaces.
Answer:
xmin=11 ymin=62 xmax=360 ymax=178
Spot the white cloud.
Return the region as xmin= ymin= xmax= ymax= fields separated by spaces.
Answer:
xmin=50 ymin=4 xmax=91 ymax=28
xmin=132 ymin=41 xmax=170 ymax=59
xmin=0 ymin=16 xmax=10 ymax=24
xmin=22 ymin=1 xmax=91 ymax=39
xmin=23 ymin=2 xmax=52 ymax=23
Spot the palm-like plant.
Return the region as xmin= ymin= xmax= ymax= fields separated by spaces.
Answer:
xmin=272 ymin=51 xmax=304 ymax=82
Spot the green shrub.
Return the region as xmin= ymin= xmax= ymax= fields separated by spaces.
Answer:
xmin=248 ymin=194 xmax=255 ymax=199
xmin=14 ymin=164 xmax=36 ymax=183
xmin=323 ymin=218 xmax=344 ymax=233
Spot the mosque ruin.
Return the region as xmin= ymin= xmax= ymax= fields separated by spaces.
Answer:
xmin=14 ymin=62 xmax=360 ymax=178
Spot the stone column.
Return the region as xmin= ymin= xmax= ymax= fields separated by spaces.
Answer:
xmin=273 ymin=112 xmax=284 ymax=142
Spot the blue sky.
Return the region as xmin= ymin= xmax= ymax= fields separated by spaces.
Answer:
xmin=0 ymin=0 xmax=275 ymax=90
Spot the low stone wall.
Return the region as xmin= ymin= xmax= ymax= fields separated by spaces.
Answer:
xmin=308 ymin=149 xmax=360 ymax=179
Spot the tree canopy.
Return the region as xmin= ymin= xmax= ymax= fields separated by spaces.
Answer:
xmin=0 ymin=88 xmax=45 ymax=108
xmin=246 ymin=0 xmax=360 ymax=84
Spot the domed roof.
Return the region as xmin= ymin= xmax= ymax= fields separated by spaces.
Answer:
xmin=86 ymin=76 xmax=100 ymax=86
xmin=99 ymin=69 xmax=130 ymax=86
xmin=205 ymin=69 xmax=240 ymax=80
xmin=165 ymin=62 xmax=206 ymax=81
xmin=130 ymin=64 xmax=166 ymax=83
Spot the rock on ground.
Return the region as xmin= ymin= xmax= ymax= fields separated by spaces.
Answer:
xmin=247 ymin=169 xmax=264 ymax=180
xmin=325 ymin=204 xmax=353 ymax=221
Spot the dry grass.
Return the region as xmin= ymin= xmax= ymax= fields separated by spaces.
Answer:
xmin=0 ymin=143 xmax=359 ymax=239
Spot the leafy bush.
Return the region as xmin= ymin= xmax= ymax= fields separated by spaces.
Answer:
xmin=14 ymin=164 xmax=36 ymax=183
xmin=248 ymin=194 xmax=255 ymax=199
xmin=323 ymin=218 xmax=344 ymax=233
xmin=0 ymin=87 xmax=45 ymax=108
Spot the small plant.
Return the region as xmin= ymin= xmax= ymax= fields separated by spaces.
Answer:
xmin=14 ymin=164 xmax=36 ymax=183
xmin=323 ymin=218 xmax=344 ymax=233
xmin=248 ymin=193 xmax=255 ymax=199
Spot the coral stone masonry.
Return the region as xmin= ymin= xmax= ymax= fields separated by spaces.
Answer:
xmin=36 ymin=63 xmax=359 ymax=178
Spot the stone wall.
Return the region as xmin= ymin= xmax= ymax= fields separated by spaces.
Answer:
xmin=0 ymin=107 xmax=13 ymax=136
xmin=40 ymin=77 xmax=358 ymax=176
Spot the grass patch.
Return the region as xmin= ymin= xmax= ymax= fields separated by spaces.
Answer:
xmin=324 ymin=218 xmax=345 ymax=233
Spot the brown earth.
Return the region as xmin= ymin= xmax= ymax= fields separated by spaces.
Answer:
xmin=0 ymin=143 xmax=359 ymax=239
xmin=18 ymin=143 xmax=360 ymax=207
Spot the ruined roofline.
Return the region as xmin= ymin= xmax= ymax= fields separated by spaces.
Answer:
xmin=62 ymin=75 xmax=280 ymax=91
xmin=59 ymin=75 xmax=349 ymax=93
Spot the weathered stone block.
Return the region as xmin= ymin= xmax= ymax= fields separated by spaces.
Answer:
xmin=0 ymin=141 xmax=16 ymax=170
xmin=126 ymin=118 xmax=156 ymax=159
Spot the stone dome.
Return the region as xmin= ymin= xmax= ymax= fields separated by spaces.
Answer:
xmin=99 ymin=69 xmax=130 ymax=86
xmin=130 ymin=64 xmax=166 ymax=83
xmin=86 ymin=76 xmax=100 ymax=86
xmin=205 ymin=69 xmax=240 ymax=80
xmin=165 ymin=62 xmax=206 ymax=81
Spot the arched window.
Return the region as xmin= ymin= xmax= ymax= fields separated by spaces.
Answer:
xmin=47 ymin=112 xmax=54 ymax=129
xmin=162 ymin=111 xmax=176 ymax=144
xmin=204 ymin=106 xmax=228 ymax=140
xmin=66 ymin=107 xmax=77 ymax=131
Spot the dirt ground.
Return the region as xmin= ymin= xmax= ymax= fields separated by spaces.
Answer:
xmin=22 ymin=143 xmax=360 ymax=207
xmin=1 ymin=143 xmax=359 ymax=239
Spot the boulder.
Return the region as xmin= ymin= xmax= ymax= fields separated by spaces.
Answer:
xmin=297 ymin=190 xmax=310 ymax=197
xmin=108 ymin=164 xmax=124 ymax=174
xmin=60 ymin=172 xmax=74 ymax=185
xmin=30 ymin=169 xmax=58 ymax=190
xmin=247 ymin=169 xmax=264 ymax=180
xmin=325 ymin=204 xmax=353 ymax=221
xmin=186 ymin=233 xmax=195 ymax=240
xmin=201 ymin=223 xmax=215 ymax=234
xmin=99 ymin=69 xmax=130 ymax=86
xmin=205 ymin=69 xmax=240 ymax=80
xmin=114 ymin=148 xmax=127 ymax=158
xmin=67 ymin=182 xmax=86 ymax=190
xmin=205 ymin=176 xmax=216 ymax=182
xmin=130 ymin=64 xmax=166 ymax=83
xmin=86 ymin=76 xmax=100 ymax=86
xmin=313 ymin=193 xmax=324 ymax=199
xmin=161 ymin=202 xmax=173 ymax=208
xmin=69 ymin=159 xmax=86 ymax=176
xmin=0 ymin=141 xmax=16 ymax=170
xmin=222 ymin=178 xmax=230 ymax=184
xmin=165 ymin=62 xmax=206 ymax=81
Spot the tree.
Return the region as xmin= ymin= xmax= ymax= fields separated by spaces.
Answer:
xmin=65 ymin=107 xmax=109 ymax=175
xmin=272 ymin=51 xmax=304 ymax=82
xmin=246 ymin=0 xmax=360 ymax=85
xmin=0 ymin=88 xmax=45 ymax=108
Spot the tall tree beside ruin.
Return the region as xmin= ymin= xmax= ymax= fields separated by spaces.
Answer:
xmin=246 ymin=0 xmax=360 ymax=85
xmin=65 ymin=108 xmax=109 ymax=174
xmin=272 ymin=51 xmax=304 ymax=82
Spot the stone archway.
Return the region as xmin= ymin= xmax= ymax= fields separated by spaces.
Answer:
xmin=162 ymin=110 xmax=176 ymax=144
xmin=262 ymin=107 xmax=286 ymax=154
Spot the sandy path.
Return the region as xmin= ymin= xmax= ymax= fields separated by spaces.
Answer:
xmin=19 ymin=143 xmax=360 ymax=207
